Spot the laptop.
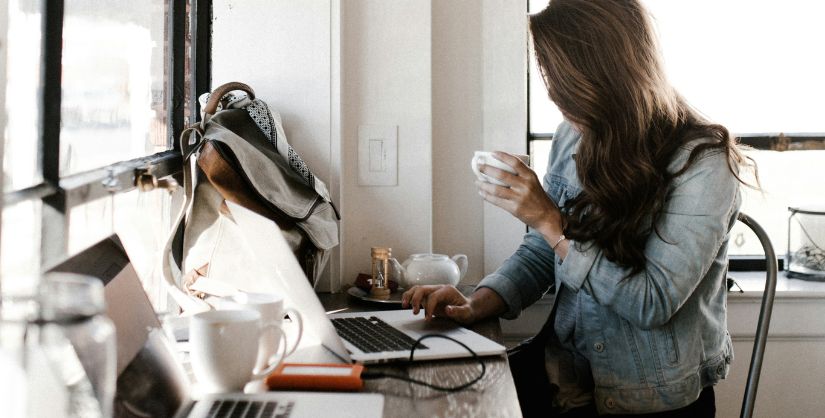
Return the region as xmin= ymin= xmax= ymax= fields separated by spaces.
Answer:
xmin=220 ymin=201 xmax=506 ymax=365
xmin=50 ymin=235 xmax=384 ymax=418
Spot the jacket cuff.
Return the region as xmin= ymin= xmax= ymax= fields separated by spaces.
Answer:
xmin=475 ymin=273 xmax=522 ymax=320
xmin=557 ymin=240 xmax=598 ymax=290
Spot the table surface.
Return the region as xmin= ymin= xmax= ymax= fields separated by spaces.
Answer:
xmin=317 ymin=287 xmax=523 ymax=418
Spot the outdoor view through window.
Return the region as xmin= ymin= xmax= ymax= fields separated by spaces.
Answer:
xmin=2 ymin=0 xmax=172 ymax=299
xmin=528 ymin=0 xmax=825 ymax=258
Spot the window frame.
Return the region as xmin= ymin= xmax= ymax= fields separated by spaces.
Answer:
xmin=1 ymin=0 xmax=213 ymax=273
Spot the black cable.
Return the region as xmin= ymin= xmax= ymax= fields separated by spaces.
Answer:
xmin=361 ymin=334 xmax=487 ymax=392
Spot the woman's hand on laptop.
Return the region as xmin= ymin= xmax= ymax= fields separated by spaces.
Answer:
xmin=402 ymin=285 xmax=472 ymax=323
xmin=401 ymin=285 xmax=506 ymax=325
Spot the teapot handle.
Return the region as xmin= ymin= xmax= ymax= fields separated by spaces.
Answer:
xmin=452 ymin=254 xmax=468 ymax=280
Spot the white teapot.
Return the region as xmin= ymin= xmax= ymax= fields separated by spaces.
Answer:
xmin=390 ymin=253 xmax=468 ymax=287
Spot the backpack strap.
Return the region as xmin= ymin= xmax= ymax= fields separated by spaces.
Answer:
xmin=159 ymin=123 xmax=211 ymax=314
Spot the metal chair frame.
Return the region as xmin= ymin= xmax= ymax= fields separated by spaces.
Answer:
xmin=735 ymin=212 xmax=778 ymax=418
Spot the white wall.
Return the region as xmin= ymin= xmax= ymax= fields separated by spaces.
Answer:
xmin=211 ymin=0 xmax=339 ymax=289
xmin=0 ymin=0 xmax=7 ymax=297
xmin=212 ymin=0 xmax=528 ymax=290
xmin=480 ymin=0 xmax=529 ymax=275
xmin=431 ymin=0 xmax=529 ymax=282
xmin=714 ymin=292 xmax=825 ymax=418
xmin=432 ymin=1 xmax=484 ymax=283
xmin=340 ymin=0 xmax=434 ymax=284
xmin=212 ymin=0 xmax=333 ymax=183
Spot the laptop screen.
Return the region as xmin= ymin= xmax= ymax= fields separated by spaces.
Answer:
xmin=224 ymin=201 xmax=352 ymax=363
xmin=49 ymin=235 xmax=190 ymax=418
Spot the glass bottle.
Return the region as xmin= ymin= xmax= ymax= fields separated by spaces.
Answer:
xmin=30 ymin=273 xmax=117 ymax=418
xmin=0 ymin=293 xmax=36 ymax=418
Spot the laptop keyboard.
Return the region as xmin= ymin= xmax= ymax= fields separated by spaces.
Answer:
xmin=331 ymin=316 xmax=428 ymax=353
xmin=205 ymin=400 xmax=293 ymax=418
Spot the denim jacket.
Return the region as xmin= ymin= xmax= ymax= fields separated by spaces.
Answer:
xmin=478 ymin=121 xmax=741 ymax=414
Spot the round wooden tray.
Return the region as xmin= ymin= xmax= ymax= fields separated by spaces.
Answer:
xmin=346 ymin=286 xmax=406 ymax=306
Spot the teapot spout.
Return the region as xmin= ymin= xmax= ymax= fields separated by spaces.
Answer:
xmin=451 ymin=254 xmax=468 ymax=280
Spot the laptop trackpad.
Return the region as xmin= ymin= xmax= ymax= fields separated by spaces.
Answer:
xmin=395 ymin=317 xmax=465 ymax=334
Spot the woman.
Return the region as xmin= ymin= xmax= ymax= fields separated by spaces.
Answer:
xmin=402 ymin=0 xmax=754 ymax=416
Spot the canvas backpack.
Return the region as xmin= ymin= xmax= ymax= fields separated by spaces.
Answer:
xmin=161 ymin=82 xmax=339 ymax=309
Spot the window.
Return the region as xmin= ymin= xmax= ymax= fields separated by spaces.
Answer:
xmin=60 ymin=1 xmax=168 ymax=176
xmin=1 ymin=0 xmax=211 ymax=308
xmin=4 ymin=0 xmax=43 ymax=192
xmin=527 ymin=0 xmax=825 ymax=265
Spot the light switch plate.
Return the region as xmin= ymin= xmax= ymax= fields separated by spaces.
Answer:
xmin=358 ymin=125 xmax=398 ymax=186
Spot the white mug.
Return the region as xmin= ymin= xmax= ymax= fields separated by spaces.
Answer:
xmin=217 ymin=292 xmax=303 ymax=372
xmin=189 ymin=309 xmax=287 ymax=393
xmin=471 ymin=151 xmax=530 ymax=187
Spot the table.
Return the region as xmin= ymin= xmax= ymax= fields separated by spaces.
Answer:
xmin=316 ymin=289 xmax=523 ymax=418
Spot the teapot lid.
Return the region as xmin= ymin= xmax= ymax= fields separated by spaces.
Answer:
xmin=409 ymin=253 xmax=448 ymax=260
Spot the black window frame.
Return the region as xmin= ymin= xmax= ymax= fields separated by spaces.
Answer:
xmin=1 ymin=0 xmax=213 ymax=273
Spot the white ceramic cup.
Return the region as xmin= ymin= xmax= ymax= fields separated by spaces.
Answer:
xmin=217 ymin=292 xmax=303 ymax=372
xmin=189 ymin=309 xmax=287 ymax=393
xmin=471 ymin=151 xmax=530 ymax=187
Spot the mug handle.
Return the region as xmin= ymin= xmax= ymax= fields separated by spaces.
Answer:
xmin=282 ymin=308 xmax=304 ymax=357
xmin=251 ymin=324 xmax=288 ymax=379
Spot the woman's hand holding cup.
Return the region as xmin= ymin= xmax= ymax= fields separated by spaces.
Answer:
xmin=472 ymin=151 xmax=564 ymax=237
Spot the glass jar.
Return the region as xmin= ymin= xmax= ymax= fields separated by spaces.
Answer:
xmin=370 ymin=247 xmax=391 ymax=288
xmin=786 ymin=206 xmax=825 ymax=281
xmin=0 ymin=293 xmax=36 ymax=418
xmin=31 ymin=273 xmax=117 ymax=417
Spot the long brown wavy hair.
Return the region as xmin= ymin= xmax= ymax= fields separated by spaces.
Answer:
xmin=529 ymin=0 xmax=754 ymax=274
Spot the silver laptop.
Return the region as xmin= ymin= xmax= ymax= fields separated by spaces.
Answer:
xmin=225 ymin=201 xmax=506 ymax=365
xmin=51 ymin=235 xmax=384 ymax=418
